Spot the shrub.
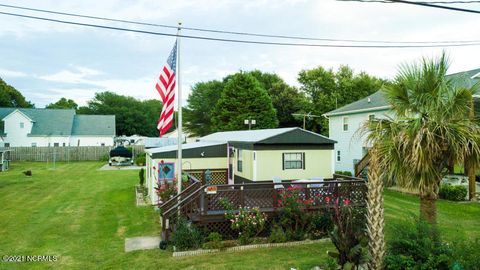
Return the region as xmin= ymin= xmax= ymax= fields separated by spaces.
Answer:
xmin=308 ymin=212 xmax=332 ymax=240
xmin=225 ymin=206 xmax=267 ymax=245
xmin=139 ymin=168 xmax=145 ymax=187
xmin=100 ymin=154 xmax=109 ymax=162
xmin=135 ymin=154 xmax=146 ymax=166
xmin=385 ymin=218 xmax=452 ymax=270
xmin=439 ymin=184 xmax=467 ymax=201
xmin=451 ymin=237 xmax=480 ymax=270
xmin=203 ymin=232 xmax=223 ymax=249
xmin=276 ymin=186 xmax=313 ymax=241
xmin=268 ymin=224 xmax=287 ymax=243
xmin=155 ymin=182 xmax=176 ymax=203
xmin=172 ymin=218 xmax=204 ymax=251
xmin=327 ymin=198 xmax=369 ymax=269
xmin=335 ymin=170 xmax=353 ymax=177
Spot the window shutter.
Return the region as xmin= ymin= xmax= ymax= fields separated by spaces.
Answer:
xmin=282 ymin=153 xmax=285 ymax=170
xmin=302 ymin=152 xmax=305 ymax=170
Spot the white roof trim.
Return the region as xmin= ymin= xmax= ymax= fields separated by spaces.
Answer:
xmin=471 ymin=71 xmax=480 ymax=79
xmin=2 ymin=109 xmax=34 ymax=122
xmin=323 ymin=105 xmax=391 ymax=117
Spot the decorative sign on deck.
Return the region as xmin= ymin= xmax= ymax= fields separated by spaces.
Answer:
xmin=158 ymin=162 xmax=175 ymax=181
xmin=206 ymin=186 xmax=217 ymax=194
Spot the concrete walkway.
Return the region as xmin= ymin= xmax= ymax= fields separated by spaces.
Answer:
xmin=125 ymin=236 xmax=160 ymax=252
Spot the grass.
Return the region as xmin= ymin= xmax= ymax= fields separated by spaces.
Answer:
xmin=0 ymin=162 xmax=479 ymax=269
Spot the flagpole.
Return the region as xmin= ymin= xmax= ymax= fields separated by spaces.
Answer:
xmin=176 ymin=22 xmax=183 ymax=195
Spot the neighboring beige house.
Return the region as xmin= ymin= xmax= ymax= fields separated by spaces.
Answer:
xmin=145 ymin=127 xmax=336 ymax=204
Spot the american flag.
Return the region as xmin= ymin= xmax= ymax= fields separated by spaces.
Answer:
xmin=155 ymin=41 xmax=177 ymax=136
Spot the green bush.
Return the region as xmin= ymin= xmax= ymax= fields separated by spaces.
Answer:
xmin=268 ymin=225 xmax=287 ymax=243
xmin=138 ymin=168 xmax=145 ymax=186
xmin=335 ymin=170 xmax=353 ymax=177
xmin=385 ymin=218 xmax=452 ymax=270
xmin=439 ymin=184 xmax=467 ymax=201
xmin=451 ymin=237 xmax=480 ymax=270
xmin=172 ymin=218 xmax=204 ymax=251
xmin=135 ymin=154 xmax=146 ymax=166
xmin=308 ymin=212 xmax=332 ymax=240
xmin=100 ymin=154 xmax=109 ymax=162
xmin=203 ymin=232 xmax=223 ymax=250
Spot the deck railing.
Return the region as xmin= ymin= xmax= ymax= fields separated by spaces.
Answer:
xmin=160 ymin=177 xmax=367 ymax=241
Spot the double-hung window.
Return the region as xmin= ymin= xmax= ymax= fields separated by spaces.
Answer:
xmin=343 ymin=117 xmax=349 ymax=131
xmin=283 ymin=152 xmax=304 ymax=170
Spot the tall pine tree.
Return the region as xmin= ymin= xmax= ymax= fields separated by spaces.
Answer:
xmin=212 ymin=72 xmax=278 ymax=131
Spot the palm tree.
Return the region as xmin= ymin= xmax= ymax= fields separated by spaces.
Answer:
xmin=366 ymin=147 xmax=385 ymax=270
xmin=364 ymin=53 xmax=480 ymax=225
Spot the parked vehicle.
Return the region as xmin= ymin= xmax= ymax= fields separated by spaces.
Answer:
xmin=109 ymin=146 xmax=133 ymax=166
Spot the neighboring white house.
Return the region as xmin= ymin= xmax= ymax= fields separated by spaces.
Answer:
xmin=324 ymin=68 xmax=480 ymax=175
xmin=324 ymin=92 xmax=392 ymax=174
xmin=0 ymin=108 xmax=115 ymax=147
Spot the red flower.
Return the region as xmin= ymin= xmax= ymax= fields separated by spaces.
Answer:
xmin=343 ymin=199 xmax=351 ymax=206
xmin=325 ymin=196 xmax=331 ymax=202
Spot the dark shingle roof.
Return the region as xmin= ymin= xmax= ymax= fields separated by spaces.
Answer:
xmin=325 ymin=68 xmax=480 ymax=117
xmin=0 ymin=108 xmax=115 ymax=136
xmin=72 ymin=115 xmax=115 ymax=136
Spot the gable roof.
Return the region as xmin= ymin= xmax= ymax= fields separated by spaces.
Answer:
xmin=146 ymin=141 xmax=227 ymax=159
xmin=200 ymin=127 xmax=336 ymax=145
xmin=0 ymin=107 xmax=115 ymax=136
xmin=72 ymin=115 xmax=115 ymax=136
xmin=324 ymin=68 xmax=480 ymax=117
xmin=324 ymin=91 xmax=389 ymax=117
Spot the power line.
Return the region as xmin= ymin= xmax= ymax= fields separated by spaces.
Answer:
xmin=2 ymin=10 xmax=480 ymax=48
xmin=349 ymin=0 xmax=480 ymax=13
xmin=340 ymin=0 xmax=480 ymax=3
xmin=1 ymin=3 xmax=480 ymax=45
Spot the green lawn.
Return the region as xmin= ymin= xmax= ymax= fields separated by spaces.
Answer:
xmin=0 ymin=162 xmax=478 ymax=269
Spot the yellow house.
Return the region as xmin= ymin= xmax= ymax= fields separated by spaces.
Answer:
xmin=145 ymin=127 xmax=336 ymax=204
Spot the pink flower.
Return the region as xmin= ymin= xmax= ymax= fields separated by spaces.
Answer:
xmin=325 ymin=196 xmax=331 ymax=202
xmin=344 ymin=199 xmax=351 ymax=206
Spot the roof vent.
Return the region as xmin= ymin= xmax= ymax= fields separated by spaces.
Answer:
xmin=367 ymin=98 xmax=371 ymax=103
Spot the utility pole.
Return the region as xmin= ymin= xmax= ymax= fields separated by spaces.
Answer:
xmin=291 ymin=112 xmax=322 ymax=130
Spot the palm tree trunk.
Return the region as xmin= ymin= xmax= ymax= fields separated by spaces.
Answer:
xmin=419 ymin=192 xmax=437 ymax=225
xmin=366 ymin=148 xmax=385 ymax=270
xmin=465 ymin=162 xmax=477 ymax=201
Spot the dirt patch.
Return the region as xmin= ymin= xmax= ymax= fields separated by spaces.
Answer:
xmin=116 ymin=226 xmax=127 ymax=237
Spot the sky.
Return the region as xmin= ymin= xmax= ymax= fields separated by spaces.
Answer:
xmin=0 ymin=0 xmax=479 ymax=108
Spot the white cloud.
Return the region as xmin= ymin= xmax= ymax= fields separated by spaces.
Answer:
xmin=0 ymin=68 xmax=27 ymax=78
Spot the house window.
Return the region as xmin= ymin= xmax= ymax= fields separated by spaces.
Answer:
xmin=343 ymin=117 xmax=349 ymax=131
xmin=54 ymin=143 xmax=59 ymax=147
xmin=63 ymin=143 xmax=66 ymax=147
xmin=4 ymin=143 xmax=10 ymax=147
xmin=283 ymin=152 xmax=304 ymax=170
xmin=101 ymin=143 xmax=105 ymax=146
xmin=20 ymin=122 xmax=24 ymax=129
xmin=31 ymin=143 xmax=37 ymax=147
xmin=237 ymin=149 xmax=243 ymax=172
xmin=337 ymin=151 xmax=341 ymax=162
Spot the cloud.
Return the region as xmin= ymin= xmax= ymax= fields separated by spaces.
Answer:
xmin=0 ymin=68 xmax=27 ymax=78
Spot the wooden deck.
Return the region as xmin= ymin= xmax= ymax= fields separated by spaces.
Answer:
xmin=159 ymin=174 xmax=367 ymax=241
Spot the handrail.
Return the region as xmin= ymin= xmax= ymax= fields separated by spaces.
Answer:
xmin=158 ymin=172 xmax=201 ymax=214
xmin=354 ymin=152 xmax=370 ymax=177
xmin=162 ymin=184 xmax=206 ymax=217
